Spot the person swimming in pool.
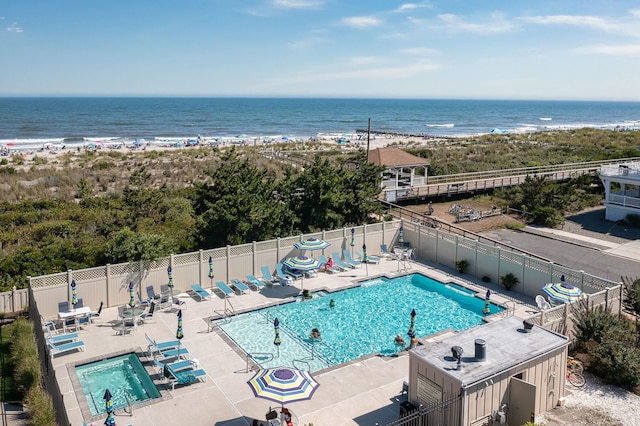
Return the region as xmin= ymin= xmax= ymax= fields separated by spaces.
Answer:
xmin=310 ymin=328 xmax=321 ymax=340
xmin=395 ymin=334 xmax=406 ymax=347
xmin=329 ymin=299 xmax=335 ymax=309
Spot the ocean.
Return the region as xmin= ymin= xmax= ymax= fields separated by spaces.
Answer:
xmin=1 ymin=97 xmax=639 ymax=150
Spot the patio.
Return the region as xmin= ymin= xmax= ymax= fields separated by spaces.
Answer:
xmin=45 ymin=258 xmax=536 ymax=426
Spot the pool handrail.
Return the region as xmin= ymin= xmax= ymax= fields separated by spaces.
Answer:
xmin=246 ymin=352 xmax=275 ymax=372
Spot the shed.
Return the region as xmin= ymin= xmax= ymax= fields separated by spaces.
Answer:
xmin=407 ymin=316 xmax=569 ymax=426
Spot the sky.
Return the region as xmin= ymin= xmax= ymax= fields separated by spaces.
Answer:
xmin=1 ymin=1 xmax=640 ymax=100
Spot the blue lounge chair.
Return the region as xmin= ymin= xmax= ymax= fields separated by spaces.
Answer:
xmin=154 ymin=347 xmax=190 ymax=361
xmin=230 ymin=278 xmax=250 ymax=294
xmin=318 ymin=255 xmax=339 ymax=273
xmin=215 ymin=281 xmax=235 ymax=297
xmin=46 ymin=330 xmax=78 ymax=345
xmin=47 ymin=339 xmax=85 ymax=359
xmin=260 ymin=266 xmax=280 ymax=286
xmin=164 ymin=363 xmax=207 ymax=391
xmin=343 ymin=250 xmax=362 ymax=268
xmin=283 ymin=265 xmax=303 ymax=280
xmin=145 ymin=333 xmax=181 ymax=357
xmin=331 ymin=252 xmax=352 ymax=271
xmin=246 ymin=275 xmax=266 ymax=289
xmin=190 ymin=284 xmax=211 ymax=301
xmin=275 ymin=263 xmax=295 ymax=285
xmin=153 ymin=359 xmax=193 ymax=374
xmin=355 ymin=250 xmax=380 ymax=264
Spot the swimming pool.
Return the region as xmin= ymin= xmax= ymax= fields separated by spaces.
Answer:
xmin=75 ymin=353 xmax=161 ymax=416
xmin=214 ymin=273 xmax=504 ymax=372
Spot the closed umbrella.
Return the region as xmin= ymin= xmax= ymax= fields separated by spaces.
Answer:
xmin=362 ymin=244 xmax=369 ymax=276
xmin=167 ymin=265 xmax=173 ymax=289
xmin=274 ymin=317 xmax=281 ymax=357
xmin=128 ymin=281 xmax=136 ymax=310
xmin=399 ymin=226 xmax=404 ymax=244
xmin=248 ymin=367 xmax=319 ymax=409
xmin=71 ymin=280 xmax=78 ymax=309
xmin=407 ymin=308 xmax=416 ymax=339
xmin=482 ymin=289 xmax=491 ymax=315
xmin=283 ymin=256 xmax=321 ymax=292
xmin=176 ymin=309 xmax=184 ymax=358
xmin=103 ymin=388 xmax=115 ymax=426
xmin=542 ymin=282 xmax=583 ymax=303
xmin=294 ymin=237 xmax=330 ymax=252
xmin=208 ymin=256 xmax=214 ymax=289
xmin=350 ymin=228 xmax=355 ymax=257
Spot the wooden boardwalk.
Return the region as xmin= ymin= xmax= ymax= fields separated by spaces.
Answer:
xmin=382 ymin=157 xmax=640 ymax=202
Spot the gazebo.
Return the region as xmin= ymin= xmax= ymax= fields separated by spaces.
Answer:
xmin=368 ymin=147 xmax=429 ymax=202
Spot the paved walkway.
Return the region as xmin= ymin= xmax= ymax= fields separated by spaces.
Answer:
xmin=47 ymin=258 xmax=535 ymax=426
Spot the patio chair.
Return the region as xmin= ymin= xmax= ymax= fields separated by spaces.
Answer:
xmin=282 ymin=265 xmax=303 ymax=280
xmin=76 ymin=313 xmax=91 ymax=330
xmin=215 ymin=281 xmax=235 ymax=297
xmin=330 ymin=252 xmax=352 ymax=271
xmin=145 ymin=333 xmax=181 ymax=357
xmin=274 ymin=264 xmax=295 ymax=286
xmin=230 ymin=278 xmax=250 ymax=294
xmin=355 ymin=250 xmax=380 ymax=264
xmin=343 ymin=250 xmax=362 ymax=268
xmin=138 ymin=301 xmax=156 ymax=323
xmin=137 ymin=291 xmax=151 ymax=306
xmin=90 ymin=301 xmax=104 ymax=322
xmin=318 ymin=254 xmax=338 ymax=273
xmin=379 ymin=244 xmax=398 ymax=259
xmin=47 ymin=339 xmax=85 ymax=359
xmin=246 ymin=275 xmax=266 ymax=289
xmin=260 ymin=266 xmax=280 ymax=286
xmin=536 ymin=295 xmax=551 ymax=311
xmin=75 ymin=298 xmax=84 ymax=308
xmin=190 ymin=284 xmax=212 ymax=301
xmin=58 ymin=301 xmax=69 ymax=313
xmin=146 ymin=285 xmax=169 ymax=308
xmin=164 ymin=363 xmax=207 ymax=391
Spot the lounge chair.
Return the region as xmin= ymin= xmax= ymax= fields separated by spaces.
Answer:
xmin=246 ymin=275 xmax=266 ymax=289
xmin=46 ymin=329 xmax=78 ymax=345
xmin=164 ymin=363 xmax=207 ymax=391
xmin=536 ymin=295 xmax=552 ymax=311
xmin=275 ymin=263 xmax=295 ymax=286
xmin=215 ymin=281 xmax=235 ymax=297
xmin=230 ymin=278 xmax=250 ymax=294
xmin=147 ymin=285 xmax=170 ymax=308
xmin=145 ymin=333 xmax=181 ymax=357
xmin=190 ymin=284 xmax=211 ymax=301
xmin=355 ymin=250 xmax=380 ymax=264
xmin=153 ymin=346 xmax=190 ymax=362
xmin=379 ymin=244 xmax=397 ymax=259
xmin=153 ymin=359 xmax=194 ymax=375
xmin=260 ymin=266 xmax=280 ymax=286
xmin=47 ymin=339 xmax=85 ymax=359
xmin=138 ymin=301 xmax=156 ymax=323
xmin=331 ymin=252 xmax=352 ymax=271
xmin=283 ymin=265 xmax=303 ymax=280
xmin=318 ymin=254 xmax=339 ymax=273
xmin=342 ymin=250 xmax=362 ymax=268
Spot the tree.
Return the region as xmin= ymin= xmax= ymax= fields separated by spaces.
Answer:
xmin=103 ymin=227 xmax=176 ymax=263
xmin=622 ymin=276 xmax=640 ymax=343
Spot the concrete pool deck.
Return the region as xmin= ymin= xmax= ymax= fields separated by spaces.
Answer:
xmin=49 ymin=258 xmax=537 ymax=426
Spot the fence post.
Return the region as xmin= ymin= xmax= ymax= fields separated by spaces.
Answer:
xmin=11 ymin=285 xmax=16 ymax=312
xmin=66 ymin=269 xmax=73 ymax=304
xmin=105 ymin=264 xmax=111 ymax=308
xmin=252 ymin=241 xmax=257 ymax=275
xmin=139 ymin=259 xmax=144 ymax=289
xmin=226 ymin=246 xmax=231 ymax=283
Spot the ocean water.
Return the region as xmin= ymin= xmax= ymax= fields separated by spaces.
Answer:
xmin=1 ymin=97 xmax=639 ymax=149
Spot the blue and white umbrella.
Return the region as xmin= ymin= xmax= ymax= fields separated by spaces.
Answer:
xmin=167 ymin=265 xmax=173 ymax=289
xmin=542 ymin=282 xmax=583 ymax=303
xmin=71 ymin=280 xmax=78 ymax=308
xmin=294 ymin=238 xmax=330 ymax=252
xmin=283 ymin=256 xmax=321 ymax=292
xmin=103 ymin=388 xmax=115 ymax=426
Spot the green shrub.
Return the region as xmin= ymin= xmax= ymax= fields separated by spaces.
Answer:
xmin=500 ymin=273 xmax=519 ymax=290
xmin=24 ymin=386 xmax=57 ymax=426
xmin=625 ymin=213 xmax=640 ymax=228
xmin=571 ymin=301 xmax=619 ymax=351
xmin=532 ymin=206 xmax=563 ymax=227
xmin=8 ymin=318 xmax=40 ymax=396
xmin=455 ymin=259 xmax=469 ymax=274
xmin=590 ymin=323 xmax=640 ymax=389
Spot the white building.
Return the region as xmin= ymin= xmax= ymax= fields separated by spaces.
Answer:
xmin=600 ymin=161 xmax=640 ymax=222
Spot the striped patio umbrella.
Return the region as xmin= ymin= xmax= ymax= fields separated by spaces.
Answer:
xmin=248 ymin=367 xmax=319 ymax=408
xmin=176 ymin=309 xmax=184 ymax=358
xmin=103 ymin=388 xmax=115 ymax=426
xmin=273 ymin=317 xmax=281 ymax=357
xmin=407 ymin=308 xmax=416 ymax=339
xmin=294 ymin=237 xmax=330 ymax=252
xmin=128 ymin=281 xmax=136 ymax=309
xmin=350 ymin=228 xmax=355 ymax=257
xmin=167 ymin=264 xmax=173 ymax=289
xmin=399 ymin=226 xmax=404 ymax=244
xmin=208 ymin=256 xmax=214 ymax=289
xmin=482 ymin=289 xmax=491 ymax=315
xmin=542 ymin=282 xmax=583 ymax=303
xmin=71 ymin=280 xmax=78 ymax=308
xmin=283 ymin=256 xmax=321 ymax=292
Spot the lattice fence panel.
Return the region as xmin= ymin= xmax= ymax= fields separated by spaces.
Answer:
xmin=174 ymin=251 xmax=200 ymax=265
xmin=110 ymin=262 xmax=139 ymax=276
xmin=30 ymin=273 xmax=68 ymax=289
xmin=527 ymin=257 xmax=549 ymax=274
xmin=323 ymin=229 xmax=344 ymax=240
xmin=72 ymin=266 xmax=106 ymax=282
xmin=255 ymin=239 xmax=277 ymax=253
xmin=230 ymin=243 xmax=253 ymax=256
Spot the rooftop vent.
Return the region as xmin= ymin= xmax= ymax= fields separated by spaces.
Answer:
xmin=523 ymin=319 xmax=534 ymax=333
xmin=474 ymin=339 xmax=486 ymax=362
xmin=451 ymin=346 xmax=463 ymax=370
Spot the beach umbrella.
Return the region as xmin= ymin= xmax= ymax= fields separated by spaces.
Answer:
xmin=399 ymin=226 xmax=404 ymax=244
xmin=542 ymin=282 xmax=583 ymax=303
xmin=176 ymin=309 xmax=184 ymax=358
xmin=482 ymin=289 xmax=491 ymax=315
xmin=362 ymin=244 xmax=369 ymax=276
xmin=128 ymin=281 xmax=136 ymax=309
xmin=294 ymin=237 xmax=330 ymax=252
xmin=103 ymin=388 xmax=115 ymax=426
xmin=208 ymin=256 xmax=214 ymax=289
xmin=71 ymin=280 xmax=78 ymax=309
xmin=350 ymin=228 xmax=355 ymax=257
xmin=273 ymin=317 xmax=281 ymax=357
xmin=283 ymin=256 xmax=321 ymax=292
xmin=167 ymin=264 xmax=173 ymax=289
xmin=248 ymin=367 xmax=320 ymax=409
xmin=407 ymin=308 xmax=416 ymax=339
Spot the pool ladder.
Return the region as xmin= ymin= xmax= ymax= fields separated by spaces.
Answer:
xmin=123 ymin=388 xmax=133 ymax=416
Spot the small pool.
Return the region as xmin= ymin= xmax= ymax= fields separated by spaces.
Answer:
xmin=75 ymin=353 xmax=161 ymax=416
xmin=214 ymin=273 xmax=503 ymax=372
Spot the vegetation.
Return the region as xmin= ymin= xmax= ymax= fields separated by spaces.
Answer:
xmin=572 ymin=299 xmax=640 ymax=390
xmin=500 ymin=273 xmax=519 ymax=290
xmin=455 ymin=259 xmax=469 ymax=274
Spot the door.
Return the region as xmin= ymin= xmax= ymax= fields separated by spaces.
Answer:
xmin=509 ymin=377 xmax=536 ymax=426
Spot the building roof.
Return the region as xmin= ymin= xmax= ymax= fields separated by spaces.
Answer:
xmin=368 ymin=147 xmax=429 ymax=167
xmin=409 ymin=316 xmax=569 ymax=387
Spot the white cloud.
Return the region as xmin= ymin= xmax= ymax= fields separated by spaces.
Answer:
xmin=341 ymin=16 xmax=382 ymax=29
xmin=393 ymin=3 xmax=431 ymax=13
xmin=576 ymin=43 xmax=640 ymax=57
xmin=349 ymin=56 xmax=381 ymax=65
xmin=399 ymin=47 xmax=439 ymax=55
xmin=520 ymin=13 xmax=640 ymax=38
xmin=437 ymin=13 xmax=514 ymax=34
xmin=286 ymin=60 xmax=440 ymax=84
xmin=6 ymin=22 xmax=23 ymax=33
xmin=271 ymin=0 xmax=324 ymax=8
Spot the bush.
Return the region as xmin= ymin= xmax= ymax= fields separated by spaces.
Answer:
xmin=500 ymin=272 xmax=519 ymax=290
xmin=572 ymin=301 xmax=619 ymax=351
xmin=24 ymin=387 xmax=56 ymax=426
xmin=455 ymin=259 xmax=469 ymax=274
xmin=590 ymin=324 xmax=640 ymax=389
xmin=8 ymin=318 xmax=40 ymax=396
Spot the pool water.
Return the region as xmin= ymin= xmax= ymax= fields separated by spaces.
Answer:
xmin=75 ymin=353 xmax=161 ymax=416
xmin=215 ymin=273 xmax=503 ymax=372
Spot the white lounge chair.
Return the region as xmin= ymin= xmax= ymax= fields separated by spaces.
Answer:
xmin=47 ymin=339 xmax=85 ymax=359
